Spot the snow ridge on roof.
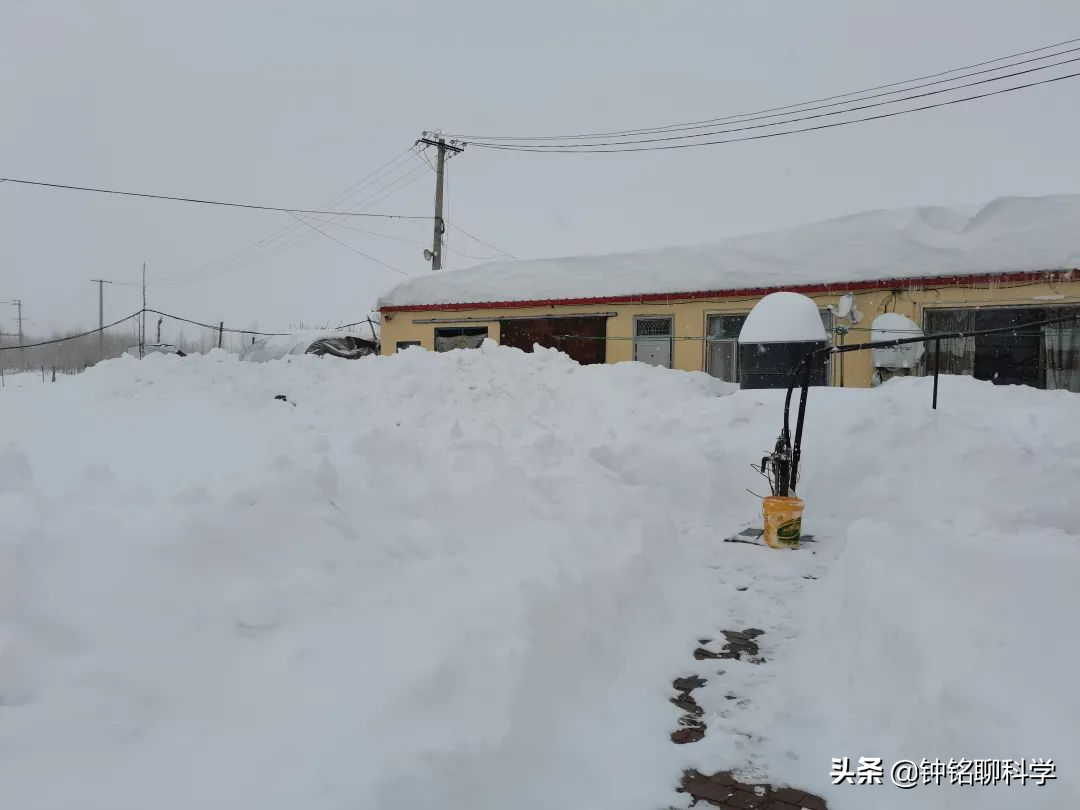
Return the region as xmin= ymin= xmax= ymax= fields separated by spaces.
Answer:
xmin=379 ymin=195 xmax=1080 ymax=308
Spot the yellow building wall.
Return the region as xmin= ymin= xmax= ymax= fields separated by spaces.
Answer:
xmin=379 ymin=278 xmax=1080 ymax=388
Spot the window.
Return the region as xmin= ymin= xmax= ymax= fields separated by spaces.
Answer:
xmin=434 ymin=327 xmax=488 ymax=352
xmin=923 ymin=306 xmax=1080 ymax=391
xmin=820 ymin=308 xmax=835 ymax=385
xmin=396 ymin=341 xmax=420 ymax=352
xmin=705 ymin=314 xmax=747 ymax=381
xmin=705 ymin=310 xmax=832 ymax=384
xmin=634 ymin=316 xmax=673 ymax=368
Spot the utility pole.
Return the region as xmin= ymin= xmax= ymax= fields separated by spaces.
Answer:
xmin=140 ymin=262 xmax=147 ymax=359
xmin=91 ymin=278 xmax=112 ymax=358
xmin=417 ymin=135 xmax=463 ymax=271
xmin=1 ymin=300 xmax=26 ymax=367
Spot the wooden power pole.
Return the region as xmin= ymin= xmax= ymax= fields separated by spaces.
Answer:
xmin=0 ymin=299 xmax=24 ymax=367
xmin=91 ymin=278 xmax=112 ymax=358
xmin=417 ymin=135 xmax=463 ymax=271
xmin=140 ymin=262 xmax=147 ymax=359
xmin=10 ymin=300 xmax=24 ymax=367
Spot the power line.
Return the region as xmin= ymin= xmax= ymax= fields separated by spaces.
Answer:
xmin=143 ymin=309 xmax=290 ymax=336
xmin=466 ymin=70 xmax=1080 ymax=154
xmin=300 ymin=215 xmax=428 ymax=247
xmin=287 ymin=213 xmax=409 ymax=276
xmin=465 ymin=56 xmax=1080 ymax=150
xmin=304 ymin=215 xmax=498 ymax=261
xmin=446 ymin=220 xmax=516 ymax=259
xmin=0 ymin=176 xmax=432 ymax=219
xmin=150 ymin=156 xmax=432 ymax=287
xmin=446 ymin=36 xmax=1080 ymax=141
xmin=343 ymin=162 xmax=431 ymax=214
xmin=153 ymin=148 xmax=422 ymax=284
xmin=0 ymin=311 xmax=141 ymax=351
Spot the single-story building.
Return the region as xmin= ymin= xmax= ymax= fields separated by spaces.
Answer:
xmin=378 ymin=195 xmax=1080 ymax=391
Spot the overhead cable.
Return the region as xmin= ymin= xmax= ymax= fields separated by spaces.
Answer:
xmin=446 ymin=36 xmax=1080 ymax=141
xmin=0 ymin=177 xmax=431 ymax=218
xmin=465 ymin=70 xmax=1080 ymax=153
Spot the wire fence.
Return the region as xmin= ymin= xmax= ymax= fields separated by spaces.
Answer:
xmin=0 ymin=308 xmax=378 ymax=374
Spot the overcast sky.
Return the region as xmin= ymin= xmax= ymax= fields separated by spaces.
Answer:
xmin=3 ymin=0 xmax=1080 ymax=337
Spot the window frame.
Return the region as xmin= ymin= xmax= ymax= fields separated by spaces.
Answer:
xmin=703 ymin=312 xmax=749 ymax=382
xmin=433 ymin=326 xmax=489 ymax=352
xmin=632 ymin=314 xmax=674 ymax=368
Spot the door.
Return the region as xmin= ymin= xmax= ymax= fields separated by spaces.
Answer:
xmin=634 ymin=316 xmax=673 ymax=368
xmin=705 ymin=314 xmax=746 ymax=381
xmin=498 ymin=317 xmax=607 ymax=364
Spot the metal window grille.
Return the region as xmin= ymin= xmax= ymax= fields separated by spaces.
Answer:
xmin=635 ymin=317 xmax=672 ymax=337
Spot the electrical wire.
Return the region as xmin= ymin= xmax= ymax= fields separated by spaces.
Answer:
xmin=152 ymin=153 xmax=431 ymax=287
xmin=299 ymin=216 xmax=428 ymax=247
xmin=466 ymin=70 xmax=1080 ymax=153
xmin=447 ymin=36 xmax=1080 ymax=141
xmin=153 ymin=148 xmax=421 ymax=284
xmin=466 ymin=57 xmax=1080 ymax=151
xmin=0 ymin=176 xmax=432 ymax=218
xmin=446 ymin=221 xmax=516 ymax=259
xmin=287 ymin=213 xmax=408 ymax=276
xmin=305 ymin=215 xmax=497 ymax=261
xmin=0 ymin=311 xmax=142 ymax=351
xmin=173 ymin=165 xmax=430 ymax=283
xmin=143 ymin=309 xmax=290 ymax=336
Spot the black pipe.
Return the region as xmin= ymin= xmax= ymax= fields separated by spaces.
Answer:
xmin=789 ymin=362 xmax=813 ymax=494
xmin=778 ymin=312 xmax=1080 ymax=495
xmin=839 ymin=330 xmax=845 ymax=387
xmin=824 ymin=312 xmax=1080 ymax=357
xmin=932 ymin=338 xmax=941 ymax=409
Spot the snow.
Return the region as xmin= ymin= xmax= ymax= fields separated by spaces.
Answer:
xmin=379 ymin=194 xmax=1080 ymax=307
xmin=1 ymin=347 xmax=1078 ymax=810
xmin=871 ymin=312 xmax=925 ymax=368
xmin=746 ymin=377 xmax=1080 ymax=810
xmin=240 ymin=329 xmax=372 ymax=362
xmin=738 ymin=292 xmax=828 ymax=343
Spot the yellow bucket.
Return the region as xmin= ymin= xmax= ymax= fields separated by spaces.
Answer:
xmin=763 ymin=496 xmax=804 ymax=549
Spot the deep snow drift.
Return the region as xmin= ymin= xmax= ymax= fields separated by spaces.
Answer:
xmin=1 ymin=345 xmax=1077 ymax=809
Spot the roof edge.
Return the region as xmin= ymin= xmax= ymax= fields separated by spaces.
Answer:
xmin=379 ymin=269 xmax=1076 ymax=313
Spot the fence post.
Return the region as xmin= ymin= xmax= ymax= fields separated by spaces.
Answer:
xmin=932 ymin=338 xmax=941 ymax=410
xmin=218 ymin=321 xmax=224 ymax=349
xmin=41 ymin=365 xmax=45 ymax=383
xmin=51 ymin=367 xmax=56 ymax=383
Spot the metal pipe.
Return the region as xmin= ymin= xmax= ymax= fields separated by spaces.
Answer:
xmin=789 ymin=363 xmax=812 ymax=494
xmin=932 ymin=337 xmax=941 ymax=409
xmin=776 ymin=312 xmax=1079 ymax=498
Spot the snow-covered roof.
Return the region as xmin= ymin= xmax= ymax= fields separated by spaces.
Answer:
xmin=380 ymin=195 xmax=1080 ymax=309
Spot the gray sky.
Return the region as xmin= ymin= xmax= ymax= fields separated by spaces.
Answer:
xmin=3 ymin=0 xmax=1080 ymax=337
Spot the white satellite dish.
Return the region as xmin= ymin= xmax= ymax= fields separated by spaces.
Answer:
xmin=850 ymin=306 xmax=864 ymax=325
xmin=836 ymin=292 xmax=854 ymax=319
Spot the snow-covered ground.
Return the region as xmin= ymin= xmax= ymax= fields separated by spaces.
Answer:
xmin=1 ymin=345 xmax=1077 ymax=809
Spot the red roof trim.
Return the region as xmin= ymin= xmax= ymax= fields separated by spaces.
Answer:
xmin=379 ymin=270 xmax=1074 ymax=313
